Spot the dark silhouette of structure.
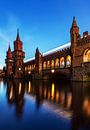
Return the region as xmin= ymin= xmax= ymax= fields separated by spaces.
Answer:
xmin=5 ymin=17 xmax=90 ymax=81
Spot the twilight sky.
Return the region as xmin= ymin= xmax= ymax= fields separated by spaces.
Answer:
xmin=0 ymin=0 xmax=90 ymax=68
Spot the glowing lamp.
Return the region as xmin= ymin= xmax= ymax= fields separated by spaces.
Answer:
xmin=28 ymin=71 xmax=31 ymax=74
xmin=51 ymin=69 xmax=55 ymax=73
xmin=19 ymin=68 xmax=21 ymax=71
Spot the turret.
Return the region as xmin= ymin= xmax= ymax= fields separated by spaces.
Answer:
xmin=5 ymin=44 xmax=13 ymax=77
xmin=12 ymin=29 xmax=25 ymax=78
xmin=14 ymin=29 xmax=22 ymax=51
xmin=35 ymin=48 xmax=42 ymax=79
xmin=70 ymin=17 xmax=79 ymax=43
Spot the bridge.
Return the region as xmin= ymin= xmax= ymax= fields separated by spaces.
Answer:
xmin=24 ymin=42 xmax=71 ymax=79
xmin=5 ymin=17 xmax=90 ymax=81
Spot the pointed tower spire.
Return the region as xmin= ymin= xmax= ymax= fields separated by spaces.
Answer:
xmin=72 ymin=16 xmax=77 ymax=27
xmin=8 ymin=43 xmax=11 ymax=52
xmin=16 ymin=28 xmax=20 ymax=41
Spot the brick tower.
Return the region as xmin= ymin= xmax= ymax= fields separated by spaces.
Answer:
xmin=5 ymin=44 xmax=13 ymax=77
xmin=12 ymin=29 xmax=25 ymax=78
xmin=35 ymin=48 xmax=42 ymax=79
xmin=70 ymin=16 xmax=79 ymax=66
xmin=70 ymin=17 xmax=90 ymax=81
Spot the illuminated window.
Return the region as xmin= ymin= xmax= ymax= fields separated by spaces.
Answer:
xmin=83 ymin=49 xmax=90 ymax=62
xmin=55 ymin=58 xmax=59 ymax=67
xmin=30 ymin=65 xmax=31 ymax=70
xmin=60 ymin=57 xmax=65 ymax=68
xmin=51 ymin=60 xmax=54 ymax=68
xmin=66 ymin=55 xmax=71 ymax=67
xmin=43 ymin=61 xmax=46 ymax=69
xmin=47 ymin=60 xmax=50 ymax=68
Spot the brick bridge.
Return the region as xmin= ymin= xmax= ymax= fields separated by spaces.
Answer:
xmin=5 ymin=17 xmax=90 ymax=81
xmin=24 ymin=43 xmax=71 ymax=79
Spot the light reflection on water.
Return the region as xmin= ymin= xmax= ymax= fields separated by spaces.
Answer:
xmin=0 ymin=79 xmax=90 ymax=130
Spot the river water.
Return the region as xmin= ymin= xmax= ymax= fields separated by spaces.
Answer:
xmin=0 ymin=79 xmax=90 ymax=130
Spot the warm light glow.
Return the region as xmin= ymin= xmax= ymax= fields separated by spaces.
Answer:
xmin=55 ymin=58 xmax=59 ymax=67
xmin=28 ymin=71 xmax=31 ymax=74
xmin=43 ymin=61 xmax=46 ymax=69
xmin=28 ymin=81 xmax=31 ymax=93
xmin=83 ymin=49 xmax=90 ymax=62
xmin=56 ymin=91 xmax=59 ymax=103
xmin=59 ymin=92 xmax=65 ymax=105
xmin=60 ymin=57 xmax=65 ymax=68
xmin=19 ymin=67 xmax=21 ymax=71
xmin=67 ymin=93 xmax=72 ymax=108
xmin=51 ymin=83 xmax=55 ymax=100
xmin=83 ymin=98 xmax=90 ymax=116
xmin=51 ymin=69 xmax=55 ymax=73
xmin=19 ymin=82 xmax=22 ymax=94
xmin=66 ymin=55 xmax=71 ymax=67
xmin=9 ymin=87 xmax=13 ymax=100
xmin=47 ymin=60 xmax=50 ymax=68
xmin=51 ymin=60 xmax=54 ymax=68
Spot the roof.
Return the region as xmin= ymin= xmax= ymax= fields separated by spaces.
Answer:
xmin=24 ymin=57 xmax=35 ymax=63
xmin=24 ymin=42 xmax=71 ymax=63
xmin=43 ymin=42 xmax=70 ymax=56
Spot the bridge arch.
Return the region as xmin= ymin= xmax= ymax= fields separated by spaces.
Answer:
xmin=83 ymin=48 xmax=90 ymax=62
xmin=51 ymin=60 xmax=55 ymax=68
xmin=60 ymin=57 xmax=65 ymax=68
xmin=55 ymin=58 xmax=59 ymax=68
xmin=66 ymin=55 xmax=71 ymax=67
xmin=47 ymin=60 xmax=50 ymax=68
xmin=43 ymin=61 xmax=47 ymax=69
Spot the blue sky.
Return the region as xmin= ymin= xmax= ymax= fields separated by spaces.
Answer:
xmin=0 ymin=0 xmax=90 ymax=68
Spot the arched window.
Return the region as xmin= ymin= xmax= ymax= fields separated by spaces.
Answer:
xmin=47 ymin=60 xmax=50 ymax=68
xmin=66 ymin=55 xmax=71 ymax=67
xmin=30 ymin=65 xmax=31 ymax=70
xmin=83 ymin=49 xmax=90 ymax=62
xmin=43 ymin=61 xmax=46 ymax=69
xmin=55 ymin=58 xmax=59 ymax=68
xmin=51 ymin=60 xmax=54 ymax=68
xmin=60 ymin=57 xmax=65 ymax=68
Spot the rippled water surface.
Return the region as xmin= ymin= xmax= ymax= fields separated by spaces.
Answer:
xmin=0 ymin=79 xmax=90 ymax=130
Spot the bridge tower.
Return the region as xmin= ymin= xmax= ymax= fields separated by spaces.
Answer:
xmin=12 ymin=29 xmax=25 ymax=78
xmin=5 ymin=44 xmax=13 ymax=77
xmin=70 ymin=16 xmax=79 ymax=66
xmin=35 ymin=48 xmax=42 ymax=79
xmin=70 ymin=17 xmax=90 ymax=81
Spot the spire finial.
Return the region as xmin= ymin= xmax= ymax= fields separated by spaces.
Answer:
xmin=16 ymin=28 xmax=20 ymax=41
xmin=72 ymin=16 xmax=77 ymax=27
xmin=8 ymin=43 xmax=11 ymax=51
xmin=73 ymin=16 xmax=75 ymax=21
xmin=17 ymin=28 xmax=19 ymax=36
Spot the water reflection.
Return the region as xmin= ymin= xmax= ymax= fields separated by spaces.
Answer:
xmin=7 ymin=80 xmax=25 ymax=117
xmin=5 ymin=79 xmax=90 ymax=130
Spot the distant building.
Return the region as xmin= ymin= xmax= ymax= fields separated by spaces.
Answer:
xmin=5 ymin=17 xmax=90 ymax=81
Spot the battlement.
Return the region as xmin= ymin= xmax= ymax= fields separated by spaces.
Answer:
xmin=77 ymin=31 xmax=90 ymax=46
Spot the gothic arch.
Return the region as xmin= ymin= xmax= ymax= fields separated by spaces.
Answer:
xmin=43 ymin=61 xmax=47 ymax=69
xmin=83 ymin=48 xmax=90 ymax=62
xmin=66 ymin=55 xmax=71 ymax=67
xmin=60 ymin=57 xmax=65 ymax=68
xmin=51 ymin=60 xmax=54 ymax=68
xmin=55 ymin=58 xmax=59 ymax=68
xmin=47 ymin=60 xmax=50 ymax=68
